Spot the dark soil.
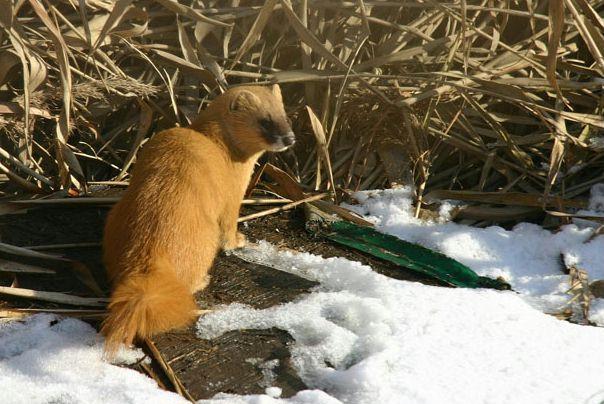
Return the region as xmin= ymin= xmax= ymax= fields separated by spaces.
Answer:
xmin=0 ymin=201 xmax=439 ymax=400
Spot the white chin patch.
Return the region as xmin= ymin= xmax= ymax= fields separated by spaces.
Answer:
xmin=270 ymin=142 xmax=290 ymax=152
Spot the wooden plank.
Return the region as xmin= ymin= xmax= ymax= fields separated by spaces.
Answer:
xmin=0 ymin=259 xmax=56 ymax=274
xmin=0 ymin=286 xmax=108 ymax=307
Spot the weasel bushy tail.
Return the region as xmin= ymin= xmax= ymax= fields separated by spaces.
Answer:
xmin=101 ymin=258 xmax=198 ymax=355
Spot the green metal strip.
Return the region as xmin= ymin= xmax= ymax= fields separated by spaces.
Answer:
xmin=317 ymin=220 xmax=511 ymax=291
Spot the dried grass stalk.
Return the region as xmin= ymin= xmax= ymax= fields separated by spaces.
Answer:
xmin=0 ymin=1 xmax=601 ymax=214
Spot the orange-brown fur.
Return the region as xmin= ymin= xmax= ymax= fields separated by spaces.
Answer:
xmin=102 ymin=85 xmax=294 ymax=354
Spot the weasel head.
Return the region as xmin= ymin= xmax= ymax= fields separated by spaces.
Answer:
xmin=219 ymin=84 xmax=295 ymax=155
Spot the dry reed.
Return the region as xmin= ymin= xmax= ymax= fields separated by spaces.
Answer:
xmin=0 ymin=1 xmax=602 ymax=223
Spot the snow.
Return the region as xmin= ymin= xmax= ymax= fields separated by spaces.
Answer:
xmin=195 ymin=185 xmax=604 ymax=403
xmin=2 ymin=185 xmax=604 ymax=404
xmin=0 ymin=314 xmax=185 ymax=404
xmin=197 ymin=241 xmax=604 ymax=404
xmin=343 ymin=186 xmax=604 ymax=319
xmin=246 ymin=358 xmax=280 ymax=389
xmin=590 ymin=299 xmax=604 ymax=326
xmin=265 ymin=387 xmax=283 ymax=398
xmin=202 ymin=390 xmax=340 ymax=404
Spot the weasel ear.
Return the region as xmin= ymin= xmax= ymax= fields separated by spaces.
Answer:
xmin=271 ymin=84 xmax=282 ymax=103
xmin=229 ymin=90 xmax=261 ymax=112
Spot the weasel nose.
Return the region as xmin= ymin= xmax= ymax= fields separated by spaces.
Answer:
xmin=282 ymin=131 xmax=296 ymax=146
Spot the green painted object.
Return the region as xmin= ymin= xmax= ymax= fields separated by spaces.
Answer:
xmin=306 ymin=207 xmax=511 ymax=290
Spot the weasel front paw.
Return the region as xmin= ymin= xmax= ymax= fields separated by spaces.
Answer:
xmin=224 ymin=231 xmax=247 ymax=250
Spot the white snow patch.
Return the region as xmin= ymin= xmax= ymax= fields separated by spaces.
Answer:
xmin=265 ymin=387 xmax=283 ymax=398
xmin=0 ymin=314 xmax=185 ymax=404
xmin=246 ymin=358 xmax=280 ymax=388
xmin=344 ymin=187 xmax=604 ymax=318
xmin=197 ymin=242 xmax=604 ymax=404
xmin=589 ymin=299 xmax=604 ymax=327
xmin=201 ymin=390 xmax=340 ymax=404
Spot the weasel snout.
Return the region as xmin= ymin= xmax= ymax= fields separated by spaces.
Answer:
xmin=273 ymin=131 xmax=296 ymax=151
xmin=259 ymin=116 xmax=296 ymax=151
xmin=282 ymin=131 xmax=296 ymax=146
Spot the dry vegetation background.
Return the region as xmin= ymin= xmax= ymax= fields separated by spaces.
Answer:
xmin=0 ymin=0 xmax=603 ymax=219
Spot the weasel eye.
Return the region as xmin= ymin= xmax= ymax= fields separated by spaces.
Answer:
xmin=259 ymin=118 xmax=272 ymax=131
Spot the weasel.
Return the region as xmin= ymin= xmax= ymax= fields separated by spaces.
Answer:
xmin=101 ymin=85 xmax=295 ymax=353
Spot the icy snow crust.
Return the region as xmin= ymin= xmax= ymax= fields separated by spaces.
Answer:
xmin=196 ymin=187 xmax=604 ymax=404
xmin=0 ymin=314 xmax=185 ymax=404
xmin=344 ymin=187 xmax=604 ymax=317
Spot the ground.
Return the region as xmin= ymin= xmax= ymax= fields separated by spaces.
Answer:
xmin=1 ymin=187 xmax=604 ymax=404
